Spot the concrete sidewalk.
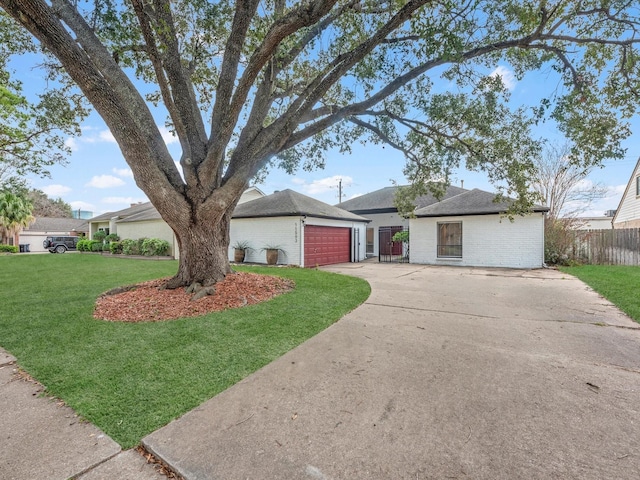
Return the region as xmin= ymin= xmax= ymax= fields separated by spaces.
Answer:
xmin=0 ymin=349 xmax=164 ymax=480
xmin=143 ymin=263 xmax=640 ymax=479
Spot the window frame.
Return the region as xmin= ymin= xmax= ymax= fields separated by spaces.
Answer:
xmin=636 ymin=176 xmax=640 ymax=196
xmin=437 ymin=221 xmax=463 ymax=258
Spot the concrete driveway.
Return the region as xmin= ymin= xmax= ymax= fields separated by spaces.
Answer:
xmin=144 ymin=263 xmax=640 ymax=479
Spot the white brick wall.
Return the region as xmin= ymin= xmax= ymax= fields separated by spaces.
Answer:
xmin=409 ymin=213 xmax=545 ymax=269
xmin=230 ymin=217 xmax=303 ymax=265
xmin=229 ymin=216 xmax=368 ymax=266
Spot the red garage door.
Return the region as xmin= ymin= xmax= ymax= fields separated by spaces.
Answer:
xmin=304 ymin=226 xmax=351 ymax=267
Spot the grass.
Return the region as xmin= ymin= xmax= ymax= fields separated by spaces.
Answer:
xmin=559 ymin=264 xmax=640 ymax=323
xmin=0 ymin=254 xmax=370 ymax=448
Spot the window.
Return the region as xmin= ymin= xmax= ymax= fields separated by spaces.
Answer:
xmin=437 ymin=222 xmax=462 ymax=258
xmin=366 ymin=228 xmax=374 ymax=254
xmin=636 ymin=176 xmax=640 ymax=196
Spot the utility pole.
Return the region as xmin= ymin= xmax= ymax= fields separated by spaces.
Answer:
xmin=338 ymin=178 xmax=343 ymax=204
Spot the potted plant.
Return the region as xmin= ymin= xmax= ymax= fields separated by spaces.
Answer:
xmin=232 ymin=240 xmax=252 ymax=263
xmin=262 ymin=245 xmax=285 ymax=265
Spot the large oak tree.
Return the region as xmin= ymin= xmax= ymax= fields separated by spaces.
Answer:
xmin=1 ymin=0 xmax=638 ymax=287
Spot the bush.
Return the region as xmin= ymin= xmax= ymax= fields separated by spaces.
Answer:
xmin=544 ymin=218 xmax=579 ymax=266
xmin=76 ymin=239 xmax=92 ymax=252
xmin=109 ymin=241 xmax=123 ymax=254
xmin=141 ymin=238 xmax=170 ymax=256
xmin=105 ymin=233 xmax=120 ymax=243
xmin=120 ymin=239 xmax=139 ymax=255
xmin=137 ymin=238 xmax=147 ymax=254
xmin=0 ymin=244 xmax=18 ymax=253
xmin=90 ymin=241 xmax=103 ymax=252
xmin=93 ymin=230 xmax=107 ymax=242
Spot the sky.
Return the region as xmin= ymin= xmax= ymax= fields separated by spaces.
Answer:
xmin=17 ymin=56 xmax=640 ymax=220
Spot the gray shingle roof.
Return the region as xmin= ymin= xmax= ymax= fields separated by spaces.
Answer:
xmin=26 ymin=217 xmax=88 ymax=233
xmin=117 ymin=207 xmax=163 ymax=223
xmin=337 ymin=184 xmax=468 ymax=213
xmin=233 ymin=189 xmax=369 ymax=222
xmin=89 ymin=202 xmax=155 ymax=222
xmin=414 ymin=189 xmax=549 ymax=217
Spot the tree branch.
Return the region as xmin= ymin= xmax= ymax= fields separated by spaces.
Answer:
xmin=149 ymin=0 xmax=207 ymax=163
xmin=348 ymin=116 xmax=419 ymax=164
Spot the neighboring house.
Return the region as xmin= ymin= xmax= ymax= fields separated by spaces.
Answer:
xmin=613 ymin=157 xmax=640 ymax=228
xmin=337 ymin=185 xmax=467 ymax=257
xmin=571 ymin=216 xmax=614 ymax=230
xmin=409 ymin=189 xmax=548 ymax=269
xmin=87 ymin=187 xmax=266 ymax=259
xmin=19 ymin=217 xmax=88 ymax=253
xmin=230 ymin=189 xmax=369 ymax=267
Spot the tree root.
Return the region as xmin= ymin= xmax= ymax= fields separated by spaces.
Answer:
xmin=192 ymin=286 xmax=215 ymax=301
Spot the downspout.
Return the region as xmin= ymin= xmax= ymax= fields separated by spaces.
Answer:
xmin=300 ymin=217 xmax=306 ymax=267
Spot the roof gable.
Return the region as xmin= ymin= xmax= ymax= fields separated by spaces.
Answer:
xmin=233 ymin=189 xmax=369 ymax=222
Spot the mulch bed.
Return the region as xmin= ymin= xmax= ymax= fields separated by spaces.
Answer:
xmin=93 ymin=272 xmax=294 ymax=322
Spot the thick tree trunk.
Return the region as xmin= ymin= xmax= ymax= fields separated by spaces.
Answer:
xmin=165 ymin=208 xmax=233 ymax=289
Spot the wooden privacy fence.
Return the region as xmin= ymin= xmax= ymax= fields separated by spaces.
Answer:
xmin=572 ymin=228 xmax=640 ymax=265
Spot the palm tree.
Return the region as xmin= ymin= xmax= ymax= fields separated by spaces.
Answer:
xmin=0 ymin=192 xmax=34 ymax=246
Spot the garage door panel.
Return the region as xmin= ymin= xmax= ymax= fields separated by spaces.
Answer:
xmin=304 ymin=226 xmax=351 ymax=267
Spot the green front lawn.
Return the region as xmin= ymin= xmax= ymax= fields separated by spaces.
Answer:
xmin=560 ymin=265 xmax=640 ymax=323
xmin=0 ymin=254 xmax=370 ymax=448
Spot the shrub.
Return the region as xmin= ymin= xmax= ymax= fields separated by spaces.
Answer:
xmin=137 ymin=238 xmax=147 ymax=254
xmin=109 ymin=241 xmax=123 ymax=254
xmin=90 ymin=241 xmax=103 ymax=252
xmin=141 ymin=238 xmax=170 ymax=256
xmin=392 ymin=230 xmax=409 ymax=243
xmin=120 ymin=239 xmax=139 ymax=255
xmin=105 ymin=233 xmax=120 ymax=243
xmin=544 ymin=218 xmax=579 ymax=266
xmin=76 ymin=239 xmax=92 ymax=252
xmin=93 ymin=230 xmax=107 ymax=242
xmin=0 ymin=244 xmax=18 ymax=253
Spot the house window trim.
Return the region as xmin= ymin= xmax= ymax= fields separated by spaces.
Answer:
xmin=636 ymin=176 xmax=640 ymax=196
xmin=437 ymin=221 xmax=463 ymax=259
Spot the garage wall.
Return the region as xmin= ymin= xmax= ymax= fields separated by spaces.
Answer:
xmin=18 ymin=232 xmax=49 ymax=252
xmin=116 ymin=220 xmax=177 ymax=257
xmin=409 ymin=213 xmax=545 ymax=269
xmin=229 ymin=216 xmax=368 ymax=266
xmin=19 ymin=231 xmax=82 ymax=253
xmin=230 ymin=217 xmax=303 ymax=265
xmin=304 ymin=217 xmax=367 ymax=265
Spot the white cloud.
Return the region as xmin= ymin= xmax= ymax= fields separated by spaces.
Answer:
xmin=291 ymin=178 xmax=306 ymax=185
xmin=86 ymin=175 xmax=126 ymax=188
xmin=489 ymin=65 xmax=516 ymax=91
xmin=64 ymin=137 xmax=79 ymax=152
xmin=160 ymin=127 xmax=179 ymax=145
xmin=607 ymin=183 xmax=627 ymax=198
xmin=69 ymin=200 xmax=95 ymax=211
xmin=112 ymin=167 xmax=134 ymax=179
xmin=567 ymin=183 xmax=626 ymax=218
xmin=41 ymin=184 xmax=71 ymax=197
xmin=294 ymin=175 xmax=353 ymax=195
xmin=102 ymin=196 xmax=148 ymax=205
xmin=98 ymin=129 xmax=117 ymax=143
